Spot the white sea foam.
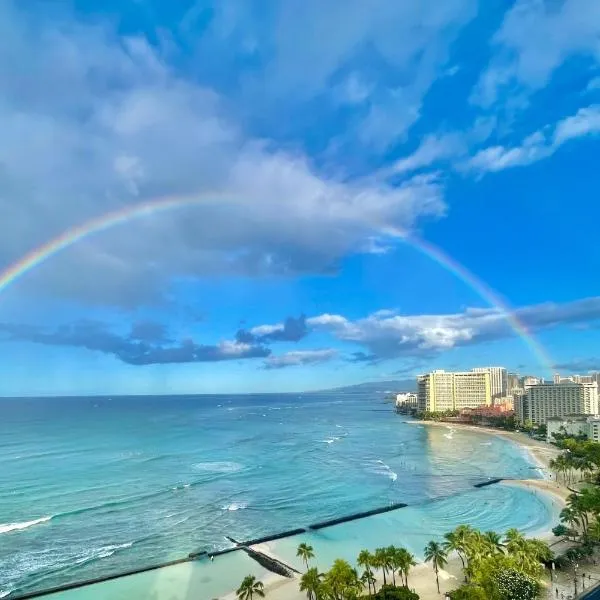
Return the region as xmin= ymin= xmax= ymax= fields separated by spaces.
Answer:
xmin=0 ymin=589 xmax=12 ymax=598
xmin=480 ymin=442 xmax=492 ymax=446
xmin=74 ymin=542 xmax=133 ymax=565
xmin=0 ymin=516 xmax=52 ymax=535
xmin=221 ymin=502 xmax=248 ymax=511
xmin=171 ymin=483 xmax=192 ymax=491
xmin=192 ymin=461 xmax=242 ymax=473
xmin=374 ymin=460 xmax=398 ymax=482
xmin=323 ymin=436 xmax=342 ymax=444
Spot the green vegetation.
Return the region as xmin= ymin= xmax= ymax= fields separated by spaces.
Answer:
xmin=297 ymin=543 xmax=315 ymax=569
xmin=236 ymin=575 xmax=265 ymax=600
xmin=423 ymin=541 xmax=447 ymax=593
xmin=235 ymin=525 xmax=552 ymax=599
xmin=549 ymin=437 xmax=600 ymax=485
xmin=416 ymin=410 xmax=460 ymax=421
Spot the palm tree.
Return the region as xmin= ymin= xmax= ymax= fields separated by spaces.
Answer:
xmin=443 ymin=525 xmax=472 ymax=576
xmin=300 ymin=567 xmax=322 ymax=600
xmin=504 ymin=528 xmax=527 ymax=553
xmin=396 ymin=547 xmax=416 ymax=588
xmin=297 ymin=543 xmax=315 ymax=570
xmin=360 ymin=569 xmax=376 ymax=598
xmin=560 ymin=506 xmax=581 ymax=533
xmin=323 ymin=559 xmax=361 ymax=600
xmin=373 ymin=547 xmax=389 ymax=587
xmin=424 ymin=541 xmax=448 ymax=594
xmin=357 ymin=550 xmax=375 ymax=594
xmin=482 ymin=531 xmax=504 ymax=553
xmin=385 ymin=546 xmax=397 ymax=586
xmin=236 ymin=575 xmax=265 ymax=600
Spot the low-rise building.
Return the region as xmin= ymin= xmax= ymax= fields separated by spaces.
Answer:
xmin=546 ymin=416 xmax=589 ymax=441
xmin=547 ymin=415 xmax=600 ymax=442
xmin=460 ymin=404 xmax=514 ymax=418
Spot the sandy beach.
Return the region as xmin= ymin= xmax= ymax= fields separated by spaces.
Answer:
xmin=217 ymin=422 xmax=570 ymax=600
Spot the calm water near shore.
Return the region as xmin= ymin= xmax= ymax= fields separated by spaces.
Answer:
xmin=0 ymin=392 xmax=555 ymax=598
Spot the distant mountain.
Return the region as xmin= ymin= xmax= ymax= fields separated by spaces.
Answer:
xmin=324 ymin=379 xmax=416 ymax=394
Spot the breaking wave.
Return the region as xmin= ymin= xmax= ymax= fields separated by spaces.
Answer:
xmin=221 ymin=502 xmax=248 ymax=511
xmin=192 ymin=461 xmax=243 ymax=473
xmin=0 ymin=516 xmax=52 ymax=535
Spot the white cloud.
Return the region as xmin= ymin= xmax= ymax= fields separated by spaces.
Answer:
xmin=292 ymin=296 xmax=600 ymax=361
xmin=553 ymin=105 xmax=600 ymax=146
xmin=464 ymin=105 xmax=600 ymax=173
xmin=196 ymin=0 xmax=477 ymax=150
xmin=587 ymin=76 xmax=600 ymax=92
xmin=472 ymin=0 xmax=600 ymax=108
xmin=264 ymin=349 xmax=337 ymax=369
xmin=0 ymin=2 xmax=447 ymax=307
xmin=388 ymin=133 xmax=468 ymax=175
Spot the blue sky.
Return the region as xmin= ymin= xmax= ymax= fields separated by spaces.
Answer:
xmin=1 ymin=0 xmax=600 ymax=396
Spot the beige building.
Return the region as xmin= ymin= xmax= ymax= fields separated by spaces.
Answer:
xmin=516 ymin=381 xmax=599 ymax=425
xmin=473 ymin=367 xmax=507 ymax=401
xmin=417 ymin=370 xmax=491 ymax=412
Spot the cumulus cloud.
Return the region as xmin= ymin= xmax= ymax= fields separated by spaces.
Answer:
xmin=0 ymin=1 xmax=460 ymax=309
xmin=0 ymin=321 xmax=270 ymax=365
xmin=4 ymin=296 xmax=600 ymax=366
xmin=237 ymin=315 xmax=308 ymax=344
xmin=273 ymin=297 xmax=600 ymax=361
xmin=263 ymin=349 xmax=338 ymax=370
xmin=464 ymin=105 xmax=600 ymax=173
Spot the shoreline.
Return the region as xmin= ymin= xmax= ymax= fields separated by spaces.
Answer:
xmin=408 ymin=419 xmax=561 ymax=475
xmin=217 ymin=422 xmax=569 ymax=600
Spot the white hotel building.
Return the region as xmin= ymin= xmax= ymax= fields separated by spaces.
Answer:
xmin=516 ymin=381 xmax=599 ymax=425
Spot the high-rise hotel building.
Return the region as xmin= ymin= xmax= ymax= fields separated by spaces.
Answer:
xmin=515 ymin=381 xmax=599 ymax=425
xmin=417 ymin=370 xmax=491 ymax=412
xmin=473 ymin=367 xmax=507 ymax=401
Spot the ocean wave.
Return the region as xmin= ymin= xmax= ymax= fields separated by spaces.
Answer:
xmin=373 ymin=460 xmax=398 ymax=482
xmin=74 ymin=542 xmax=133 ymax=566
xmin=0 ymin=589 xmax=13 ymax=598
xmin=322 ymin=436 xmax=341 ymax=444
xmin=0 ymin=516 xmax=52 ymax=535
xmin=443 ymin=428 xmax=455 ymax=440
xmin=192 ymin=461 xmax=242 ymax=473
xmin=171 ymin=483 xmax=191 ymax=491
xmin=221 ymin=502 xmax=248 ymax=511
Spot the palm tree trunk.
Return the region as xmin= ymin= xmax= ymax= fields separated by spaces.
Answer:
xmin=435 ymin=565 xmax=440 ymax=594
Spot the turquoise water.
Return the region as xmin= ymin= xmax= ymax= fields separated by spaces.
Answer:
xmin=0 ymin=392 xmax=551 ymax=598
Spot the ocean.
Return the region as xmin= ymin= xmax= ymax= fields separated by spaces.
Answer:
xmin=0 ymin=392 xmax=557 ymax=599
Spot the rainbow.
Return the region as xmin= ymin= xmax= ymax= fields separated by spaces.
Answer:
xmin=0 ymin=194 xmax=553 ymax=372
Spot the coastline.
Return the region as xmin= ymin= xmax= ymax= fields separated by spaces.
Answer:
xmin=217 ymin=422 xmax=569 ymax=600
xmin=407 ymin=419 xmax=561 ymax=474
